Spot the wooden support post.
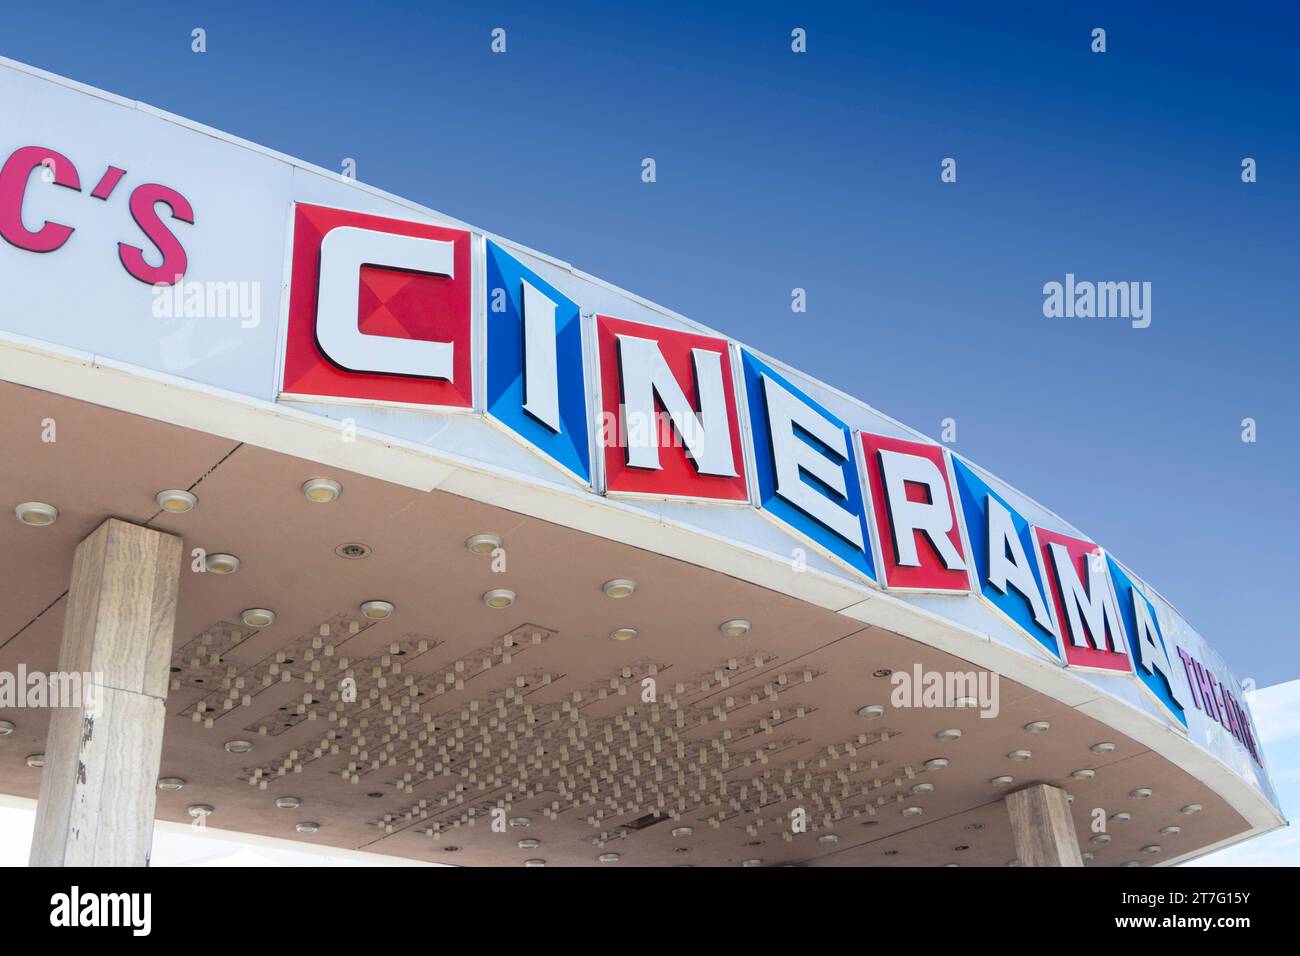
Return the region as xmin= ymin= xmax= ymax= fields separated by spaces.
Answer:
xmin=29 ymin=518 xmax=182 ymax=867
xmin=1005 ymin=782 xmax=1084 ymax=867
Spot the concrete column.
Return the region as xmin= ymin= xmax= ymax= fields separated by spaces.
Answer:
xmin=1005 ymin=782 xmax=1084 ymax=867
xmin=29 ymin=518 xmax=182 ymax=867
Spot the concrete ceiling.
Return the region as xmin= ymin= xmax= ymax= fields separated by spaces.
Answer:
xmin=0 ymin=380 xmax=1246 ymax=866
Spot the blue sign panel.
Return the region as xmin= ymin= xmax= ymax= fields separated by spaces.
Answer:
xmin=1107 ymin=557 xmax=1188 ymax=729
xmin=485 ymin=241 xmax=590 ymax=483
xmin=740 ymin=349 xmax=874 ymax=580
xmin=951 ymin=457 xmax=1060 ymax=659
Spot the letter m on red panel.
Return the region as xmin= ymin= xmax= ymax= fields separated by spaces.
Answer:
xmin=1034 ymin=527 xmax=1134 ymax=673
xmin=597 ymin=316 xmax=747 ymax=502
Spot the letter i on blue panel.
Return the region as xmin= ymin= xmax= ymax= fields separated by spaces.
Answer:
xmin=485 ymin=241 xmax=590 ymax=483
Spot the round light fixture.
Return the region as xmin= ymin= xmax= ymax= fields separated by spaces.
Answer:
xmin=360 ymin=600 xmax=395 ymax=620
xmin=953 ymin=696 xmax=979 ymax=709
xmin=301 ymin=478 xmax=342 ymax=503
xmin=856 ymin=705 xmax=884 ymax=720
xmin=1141 ymin=844 xmax=1161 ymax=855
xmin=910 ymin=782 xmax=935 ymax=795
xmin=1112 ymin=812 xmax=1131 ymax=823
xmin=14 ymin=502 xmax=58 ymax=526
xmin=991 ymin=776 xmax=1015 ymax=787
xmin=671 ymin=827 xmax=693 ymax=837
xmin=1024 ymin=720 xmax=1051 ymax=733
xmin=936 ymin=728 xmax=962 ymax=741
xmin=923 ymin=757 xmax=949 ymax=771
xmin=741 ymin=859 xmax=763 ymax=867
xmin=465 ymin=533 xmax=501 ymax=555
xmin=155 ymin=490 xmax=197 ymax=513
xmin=0 ymin=720 xmax=14 ymax=736
xmin=187 ymin=804 xmax=214 ymax=818
xmin=275 ymin=796 xmax=302 ymax=809
xmin=240 ymin=608 xmax=276 ymax=628
xmin=1130 ymin=787 xmax=1153 ymax=799
xmin=872 ymin=668 xmax=893 ymax=678
xmin=598 ymin=853 xmax=621 ymax=864
xmin=1160 ymin=825 xmax=1181 ymax=835
xmin=224 ymin=740 xmax=253 ymax=754
xmin=523 ymin=858 xmax=546 ymax=867
xmin=602 ymin=579 xmax=636 ymax=599
xmin=1091 ymin=834 xmax=1111 ymax=845
xmin=1008 ymin=750 xmax=1032 ymax=761
xmin=1071 ymin=769 xmax=1096 ymax=780
xmin=508 ymin=817 xmax=531 ymax=829
xmin=719 ymin=619 xmax=751 ymax=638
xmin=157 ymin=777 xmax=186 ymax=791
xmin=609 ymin=627 xmax=638 ymax=642
xmin=901 ymin=806 xmax=924 ymax=818
xmin=1181 ymin=804 xmax=1202 ymax=815
xmin=25 ymin=754 xmax=45 ymax=768
xmin=482 ymin=589 xmax=515 ymax=610
xmin=204 ymin=552 xmax=240 ymax=574
xmin=1091 ymin=741 xmax=1117 ymax=754
xmin=296 ymin=822 xmax=321 ymax=834
xmin=517 ymin=838 xmax=540 ymax=850
xmin=818 ymin=833 xmax=839 ymax=845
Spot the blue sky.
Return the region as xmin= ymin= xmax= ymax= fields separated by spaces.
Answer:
xmin=2 ymin=1 xmax=1296 ymax=682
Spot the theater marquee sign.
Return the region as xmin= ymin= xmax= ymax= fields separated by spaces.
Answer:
xmin=0 ymin=56 xmax=1279 ymax=830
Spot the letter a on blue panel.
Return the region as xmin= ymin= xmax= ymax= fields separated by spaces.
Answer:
xmin=485 ymin=241 xmax=590 ymax=483
xmin=1107 ymin=557 xmax=1188 ymax=729
xmin=741 ymin=349 xmax=874 ymax=581
xmin=951 ymin=457 xmax=1061 ymax=659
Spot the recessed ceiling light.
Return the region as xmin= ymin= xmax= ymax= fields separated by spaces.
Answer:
xmin=1181 ymin=803 xmax=1202 ymax=815
xmin=0 ymin=720 xmax=14 ymax=736
xmin=1141 ymin=845 xmax=1161 ymax=855
xmin=901 ymin=806 xmax=924 ymax=818
xmin=818 ymin=833 xmax=839 ymax=845
xmin=953 ymin=696 xmax=979 ymax=708
xmin=25 ymin=754 xmax=45 ymax=768
xmin=857 ymin=705 xmax=884 ymax=719
xmin=609 ymin=627 xmax=638 ymax=642
xmin=301 ymin=478 xmax=342 ymax=503
xmin=14 ymin=502 xmax=58 ymax=526
xmin=910 ymin=782 xmax=935 ymax=795
xmin=741 ymin=859 xmax=763 ymax=867
xmin=187 ymin=804 xmax=214 ymax=818
xmin=442 ymin=846 xmax=461 ymax=853
xmin=671 ymin=827 xmax=693 ymax=837
xmin=508 ymin=817 xmax=531 ymax=828
xmin=1008 ymin=750 xmax=1032 ymax=761
xmin=602 ymin=579 xmax=636 ymax=599
xmin=224 ymin=740 xmax=253 ymax=754
xmin=240 ymin=608 xmax=276 ymax=628
xmin=923 ymin=757 xmax=949 ymax=771
xmin=1130 ymin=787 xmax=1153 ymax=799
xmin=157 ymin=777 xmax=186 ymax=791
xmin=1091 ymin=834 xmax=1111 ymax=845
xmin=719 ymin=619 xmax=751 ymax=638
xmin=295 ymin=822 xmax=321 ymax=834
xmin=598 ymin=853 xmax=620 ymax=864
xmin=1091 ymin=741 xmax=1117 ymax=754
xmin=335 ymin=542 xmax=371 ymax=559
xmin=275 ymin=796 xmax=302 ymax=809
xmin=204 ymin=552 xmax=240 ymax=574
xmin=1071 ymin=769 xmax=1096 ymax=780
xmin=1111 ymin=812 xmax=1131 ymax=823
xmin=1024 ymin=720 xmax=1051 ymax=733
xmin=872 ymin=668 xmax=892 ymax=679
xmin=965 ymin=822 xmax=984 ymax=831
xmin=482 ymin=589 xmax=515 ymax=609
xmin=360 ymin=600 xmax=395 ymax=620
xmin=523 ymin=858 xmax=546 ymax=867
xmin=1122 ymin=861 xmax=1141 ymax=868
xmin=465 ymin=533 xmax=501 ymax=555
xmin=517 ymin=838 xmax=540 ymax=850
xmin=936 ymin=728 xmax=962 ymax=741
xmin=991 ymin=776 xmax=1015 ymax=787
xmin=155 ymin=489 xmax=197 ymax=513
xmin=1160 ymin=825 xmax=1181 ymax=835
